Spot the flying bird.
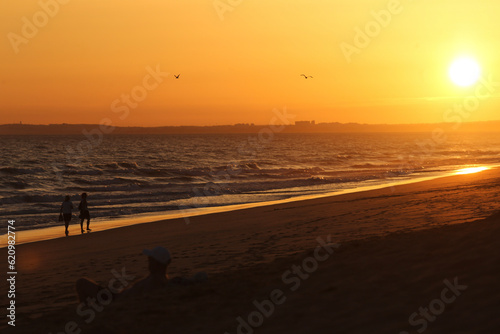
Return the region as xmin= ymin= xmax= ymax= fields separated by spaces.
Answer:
xmin=301 ymin=74 xmax=313 ymax=79
xmin=174 ymin=74 xmax=180 ymax=79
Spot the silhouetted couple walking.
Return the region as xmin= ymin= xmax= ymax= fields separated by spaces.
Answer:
xmin=60 ymin=192 xmax=91 ymax=236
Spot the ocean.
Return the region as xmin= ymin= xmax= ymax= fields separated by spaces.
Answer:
xmin=1 ymin=132 xmax=499 ymax=235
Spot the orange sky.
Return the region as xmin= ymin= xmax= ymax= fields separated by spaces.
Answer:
xmin=1 ymin=0 xmax=500 ymax=126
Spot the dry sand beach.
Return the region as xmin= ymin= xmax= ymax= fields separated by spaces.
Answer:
xmin=2 ymin=167 xmax=500 ymax=333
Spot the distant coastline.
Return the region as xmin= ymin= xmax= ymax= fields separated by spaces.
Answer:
xmin=1 ymin=120 xmax=500 ymax=135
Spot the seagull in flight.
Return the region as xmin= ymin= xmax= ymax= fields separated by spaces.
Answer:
xmin=174 ymin=74 xmax=180 ymax=79
xmin=301 ymin=74 xmax=313 ymax=79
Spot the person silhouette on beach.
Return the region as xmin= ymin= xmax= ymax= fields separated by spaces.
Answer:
xmin=60 ymin=195 xmax=73 ymax=236
xmin=75 ymin=246 xmax=208 ymax=307
xmin=78 ymin=192 xmax=91 ymax=233
xmin=76 ymin=246 xmax=172 ymax=303
xmin=120 ymin=246 xmax=172 ymax=297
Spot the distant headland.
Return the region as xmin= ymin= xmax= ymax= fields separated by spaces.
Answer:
xmin=1 ymin=120 xmax=499 ymax=135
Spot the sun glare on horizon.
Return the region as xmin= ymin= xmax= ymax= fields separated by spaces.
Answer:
xmin=449 ymin=57 xmax=481 ymax=87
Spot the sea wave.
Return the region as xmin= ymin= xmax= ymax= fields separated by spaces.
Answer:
xmin=0 ymin=167 xmax=46 ymax=175
xmin=2 ymin=132 xmax=499 ymax=235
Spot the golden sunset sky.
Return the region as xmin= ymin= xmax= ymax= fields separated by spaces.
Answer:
xmin=1 ymin=0 xmax=499 ymax=126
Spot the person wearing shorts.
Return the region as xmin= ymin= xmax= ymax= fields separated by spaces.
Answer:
xmin=78 ymin=192 xmax=91 ymax=233
xmin=60 ymin=195 xmax=73 ymax=236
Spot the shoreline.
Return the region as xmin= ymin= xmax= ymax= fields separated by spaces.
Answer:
xmin=2 ymin=165 xmax=494 ymax=247
xmin=4 ymin=165 xmax=500 ymax=333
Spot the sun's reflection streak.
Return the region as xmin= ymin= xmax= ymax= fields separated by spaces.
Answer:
xmin=455 ymin=166 xmax=489 ymax=175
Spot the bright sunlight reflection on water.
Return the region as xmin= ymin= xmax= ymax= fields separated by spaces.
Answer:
xmin=455 ymin=167 xmax=489 ymax=175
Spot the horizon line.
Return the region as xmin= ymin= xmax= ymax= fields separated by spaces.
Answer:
xmin=2 ymin=119 xmax=500 ymax=128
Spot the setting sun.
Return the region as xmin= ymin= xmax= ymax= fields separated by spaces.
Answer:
xmin=449 ymin=57 xmax=481 ymax=87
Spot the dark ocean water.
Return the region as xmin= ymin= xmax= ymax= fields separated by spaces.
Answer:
xmin=1 ymin=132 xmax=499 ymax=234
